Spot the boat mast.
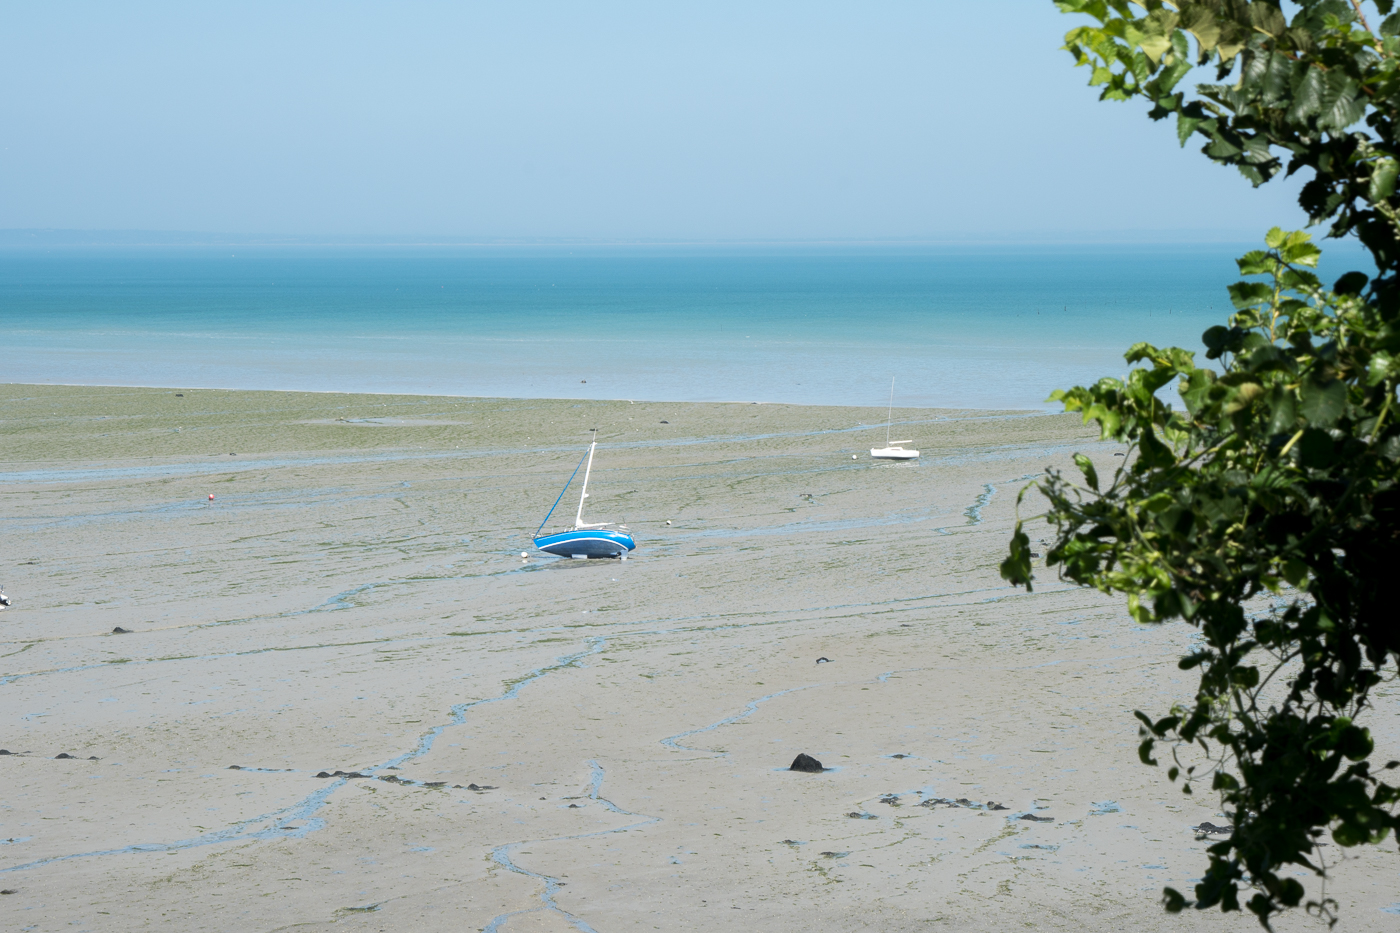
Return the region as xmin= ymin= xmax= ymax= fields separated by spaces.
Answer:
xmin=574 ymin=432 xmax=597 ymax=528
xmin=886 ymin=376 xmax=895 ymax=446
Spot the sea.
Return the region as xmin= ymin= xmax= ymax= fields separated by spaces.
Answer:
xmin=0 ymin=242 xmax=1374 ymax=410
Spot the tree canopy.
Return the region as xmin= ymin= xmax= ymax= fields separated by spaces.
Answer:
xmin=1001 ymin=1 xmax=1400 ymax=926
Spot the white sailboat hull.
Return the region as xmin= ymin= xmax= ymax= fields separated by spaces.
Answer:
xmin=870 ymin=446 xmax=919 ymax=460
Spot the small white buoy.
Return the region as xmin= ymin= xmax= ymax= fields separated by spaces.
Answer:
xmin=521 ymin=552 xmax=528 ymax=558
xmin=852 ymin=454 xmax=857 ymax=460
xmin=665 ymin=520 xmax=672 ymax=525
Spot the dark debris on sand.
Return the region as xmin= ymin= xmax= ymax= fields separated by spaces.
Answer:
xmin=917 ymin=797 xmax=1010 ymax=812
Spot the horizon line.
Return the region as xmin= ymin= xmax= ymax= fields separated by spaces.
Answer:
xmin=0 ymin=226 xmax=1341 ymax=250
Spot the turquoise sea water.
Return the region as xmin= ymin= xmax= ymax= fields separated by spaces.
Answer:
xmin=0 ymin=245 xmax=1372 ymax=409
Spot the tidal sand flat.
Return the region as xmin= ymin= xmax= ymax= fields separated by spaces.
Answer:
xmin=1 ymin=384 xmax=1396 ymax=932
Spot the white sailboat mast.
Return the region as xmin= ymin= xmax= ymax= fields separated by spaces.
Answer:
xmin=886 ymin=376 xmax=895 ymax=446
xmin=574 ymin=437 xmax=596 ymax=528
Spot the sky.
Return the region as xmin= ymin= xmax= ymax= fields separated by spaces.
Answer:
xmin=0 ymin=1 xmax=1313 ymax=242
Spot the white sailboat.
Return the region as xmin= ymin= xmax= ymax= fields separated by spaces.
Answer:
xmin=870 ymin=377 xmax=919 ymax=460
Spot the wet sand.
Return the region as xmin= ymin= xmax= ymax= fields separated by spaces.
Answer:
xmin=1 ymin=384 xmax=1396 ymax=932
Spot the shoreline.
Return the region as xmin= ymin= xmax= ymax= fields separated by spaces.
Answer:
xmin=2 ymin=380 xmax=1049 ymax=413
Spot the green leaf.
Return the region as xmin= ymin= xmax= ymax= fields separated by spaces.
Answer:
xmin=1316 ymin=72 xmax=1365 ymax=131
xmin=1277 ymin=230 xmax=1321 ymax=267
xmin=1247 ymin=2 xmax=1285 ymax=38
xmin=1267 ymin=384 xmax=1297 ymax=434
xmin=1073 ymin=452 xmax=1100 ymax=490
xmin=1367 ymin=351 xmax=1399 ymax=386
xmin=1228 ymin=281 xmax=1272 ymax=310
xmin=1298 ymin=378 xmax=1346 ymax=427
xmin=1333 ymin=270 xmax=1369 ymax=295
xmin=1340 ymin=725 xmax=1374 ymax=761
xmin=1180 ymin=5 xmax=1220 ymax=52
xmin=1139 ymin=9 xmax=1179 ymax=64
xmin=1370 ymin=158 xmax=1400 ymax=203
xmin=1333 ymin=821 xmax=1370 ymax=847
xmin=1235 ymin=249 xmax=1272 ymax=275
xmin=1287 ymin=66 xmax=1326 ymax=122
xmin=1000 ymin=521 xmax=1034 ymax=590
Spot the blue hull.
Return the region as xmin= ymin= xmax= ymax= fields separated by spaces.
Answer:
xmin=533 ymin=529 xmax=636 ymax=558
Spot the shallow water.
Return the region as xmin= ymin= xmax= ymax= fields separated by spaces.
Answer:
xmin=3 ymin=244 xmax=1371 ymax=408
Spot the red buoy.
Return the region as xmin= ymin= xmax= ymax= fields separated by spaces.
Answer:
xmin=208 ymin=494 xmax=215 ymax=501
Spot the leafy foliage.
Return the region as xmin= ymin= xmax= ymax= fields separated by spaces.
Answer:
xmin=1000 ymin=2 xmax=1400 ymax=926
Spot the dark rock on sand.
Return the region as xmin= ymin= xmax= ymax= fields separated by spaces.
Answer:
xmin=1018 ymin=813 xmax=1054 ymax=822
xmin=790 ymin=753 xmax=824 ymax=772
xmin=378 ymin=775 xmax=405 ymax=784
xmin=467 ymin=783 xmax=496 ymax=791
xmin=955 ymin=798 xmax=971 ymax=805
xmin=111 ymin=627 xmax=131 ymax=634
xmin=890 ymin=753 xmax=908 ymax=759
xmin=0 ymin=889 xmax=16 ymax=895
xmin=879 ymin=795 xmax=900 ymax=806
xmin=815 ymin=657 xmax=831 ymax=664
xmin=315 ymin=771 xmax=332 ymax=778
xmin=423 ymin=781 xmax=446 ymax=787
xmin=227 ymin=765 xmax=242 ymax=770
xmin=87 ymin=756 xmax=99 ymax=760
xmin=846 ymin=812 xmax=876 ymax=820
xmin=568 ymin=803 xmax=581 ymax=808
xmin=0 ymin=750 xmax=9 ymax=755
xmin=987 ymin=801 xmax=1008 ymax=810
xmin=1195 ymin=821 xmax=1231 ymax=835
xmin=345 ymin=772 xmax=368 ymax=778
xmin=54 ymin=753 xmax=75 ymax=759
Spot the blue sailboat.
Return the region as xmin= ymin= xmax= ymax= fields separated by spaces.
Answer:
xmin=533 ymin=435 xmax=636 ymax=559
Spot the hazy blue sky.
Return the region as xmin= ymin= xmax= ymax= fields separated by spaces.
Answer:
xmin=1 ymin=1 xmax=1309 ymax=241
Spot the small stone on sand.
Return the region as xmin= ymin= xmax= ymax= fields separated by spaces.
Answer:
xmin=789 ymin=753 xmax=823 ymax=772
